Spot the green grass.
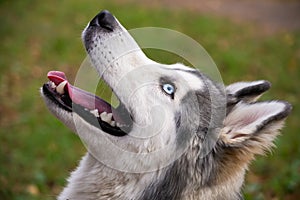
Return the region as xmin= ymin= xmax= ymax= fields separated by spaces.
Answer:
xmin=0 ymin=0 xmax=299 ymax=199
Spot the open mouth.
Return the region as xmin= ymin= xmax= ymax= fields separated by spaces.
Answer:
xmin=42 ymin=71 xmax=132 ymax=136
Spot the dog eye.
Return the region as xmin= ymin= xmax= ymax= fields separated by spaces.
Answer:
xmin=162 ymin=83 xmax=175 ymax=98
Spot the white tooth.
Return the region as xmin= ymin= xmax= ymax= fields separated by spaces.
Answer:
xmin=107 ymin=113 xmax=113 ymax=121
xmin=90 ymin=109 xmax=99 ymax=118
xmin=104 ymin=113 xmax=112 ymax=123
xmin=110 ymin=121 xmax=116 ymax=127
xmin=100 ymin=112 xmax=107 ymax=121
xmin=100 ymin=112 xmax=112 ymax=123
xmin=56 ymin=80 xmax=67 ymax=94
xmin=50 ymin=81 xmax=56 ymax=89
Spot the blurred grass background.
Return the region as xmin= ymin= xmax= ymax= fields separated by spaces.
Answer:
xmin=0 ymin=0 xmax=299 ymax=199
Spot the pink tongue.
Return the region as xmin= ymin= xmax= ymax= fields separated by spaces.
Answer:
xmin=47 ymin=71 xmax=112 ymax=114
xmin=47 ymin=71 xmax=67 ymax=85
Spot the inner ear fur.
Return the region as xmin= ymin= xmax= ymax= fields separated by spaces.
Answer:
xmin=220 ymin=101 xmax=292 ymax=155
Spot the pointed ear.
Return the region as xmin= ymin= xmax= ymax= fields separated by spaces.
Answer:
xmin=226 ymin=80 xmax=271 ymax=106
xmin=220 ymin=101 xmax=292 ymax=155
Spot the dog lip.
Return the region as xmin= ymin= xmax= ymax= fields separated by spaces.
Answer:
xmin=43 ymin=82 xmax=129 ymax=137
xmin=47 ymin=71 xmax=113 ymax=114
xmin=42 ymin=83 xmax=72 ymax=112
xmin=45 ymin=71 xmax=133 ymax=135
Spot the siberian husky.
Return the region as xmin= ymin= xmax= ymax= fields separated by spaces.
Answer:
xmin=41 ymin=10 xmax=292 ymax=200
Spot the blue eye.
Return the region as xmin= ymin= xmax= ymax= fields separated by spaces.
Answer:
xmin=162 ymin=83 xmax=175 ymax=96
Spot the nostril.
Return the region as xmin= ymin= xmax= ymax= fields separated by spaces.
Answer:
xmin=90 ymin=15 xmax=100 ymax=27
xmin=89 ymin=10 xmax=115 ymax=31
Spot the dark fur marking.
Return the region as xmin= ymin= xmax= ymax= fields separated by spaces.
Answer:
xmin=139 ymin=161 xmax=188 ymax=200
xmin=227 ymin=81 xmax=271 ymax=108
xmin=235 ymin=81 xmax=271 ymax=99
xmin=175 ymin=112 xmax=181 ymax=130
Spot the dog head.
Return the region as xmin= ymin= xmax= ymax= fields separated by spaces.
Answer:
xmin=42 ymin=10 xmax=291 ymax=198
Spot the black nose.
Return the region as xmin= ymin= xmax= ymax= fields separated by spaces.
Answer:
xmin=89 ymin=10 xmax=115 ymax=31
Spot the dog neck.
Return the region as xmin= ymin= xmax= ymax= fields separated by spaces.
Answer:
xmin=58 ymin=149 xmax=244 ymax=200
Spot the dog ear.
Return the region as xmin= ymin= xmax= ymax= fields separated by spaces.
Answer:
xmin=226 ymin=80 xmax=271 ymax=106
xmin=220 ymin=101 xmax=292 ymax=155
